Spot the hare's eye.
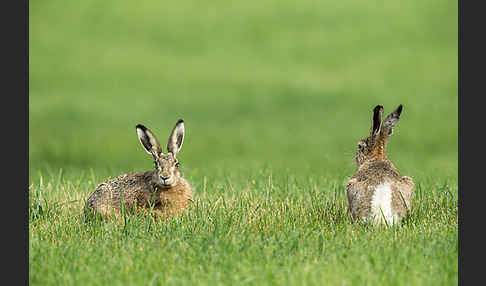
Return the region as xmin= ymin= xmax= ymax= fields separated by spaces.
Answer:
xmin=175 ymin=162 xmax=180 ymax=168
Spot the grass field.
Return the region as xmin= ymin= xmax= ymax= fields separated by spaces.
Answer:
xmin=29 ymin=0 xmax=457 ymax=285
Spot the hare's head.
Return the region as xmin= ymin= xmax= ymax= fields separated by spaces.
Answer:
xmin=355 ymin=104 xmax=403 ymax=167
xmin=136 ymin=120 xmax=185 ymax=188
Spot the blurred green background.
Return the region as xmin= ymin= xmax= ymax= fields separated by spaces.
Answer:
xmin=29 ymin=0 xmax=457 ymax=184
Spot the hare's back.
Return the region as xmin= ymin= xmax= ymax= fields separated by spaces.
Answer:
xmin=86 ymin=171 xmax=154 ymax=211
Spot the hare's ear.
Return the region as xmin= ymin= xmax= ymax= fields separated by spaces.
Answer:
xmin=136 ymin=124 xmax=163 ymax=158
xmin=167 ymin=119 xmax=184 ymax=157
xmin=381 ymin=104 xmax=403 ymax=136
xmin=370 ymin=105 xmax=383 ymax=137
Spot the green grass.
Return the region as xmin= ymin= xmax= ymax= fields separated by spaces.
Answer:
xmin=29 ymin=171 xmax=457 ymax=286
xmin=29 ymin=0 xmax=457 ymax=285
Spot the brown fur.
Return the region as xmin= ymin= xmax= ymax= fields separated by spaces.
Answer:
xmin=85 ymin=171 xmax=193 ymax=219
xmin=346 ymin=105 xmax=414 ymax=225
xmin=84 ymin=120 xmax=193 ymax=220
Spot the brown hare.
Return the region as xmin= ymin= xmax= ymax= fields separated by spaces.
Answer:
xmin=85 ymin=119 xmax=193 ymax=220
xmin=346 ymin=104 xmax=414 ymax=226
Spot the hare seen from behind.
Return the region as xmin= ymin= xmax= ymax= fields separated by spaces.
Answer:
xmin=346 ymin=104 xmax=414 ymax=226
xmin=85 ymin=119 xmax=192 ymax=220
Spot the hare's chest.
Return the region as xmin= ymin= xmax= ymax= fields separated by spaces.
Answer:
xmin=368 ymin=183 xmax=399 ymax=225
xmin=158 ymin=188 xmax=190 ymax=207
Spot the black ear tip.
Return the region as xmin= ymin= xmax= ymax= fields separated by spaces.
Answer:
xmin=373 ymin=105 xmax=384 ymax=112
xmin=397 ymin=104 xmax=403 ymax=114
xmin=176 ymin=119 xmax=184 ymax=124
xmin=136 ymin=124 xmax=147 ymax=131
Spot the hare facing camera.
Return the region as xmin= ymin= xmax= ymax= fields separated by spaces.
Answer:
xmin=346 ymin=105 xmax=414 ymax=226
xmin=85 ymin=119 xmax=193 ymax=219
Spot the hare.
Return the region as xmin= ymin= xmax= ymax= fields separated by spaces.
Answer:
xmin=346 ymin=104 xmax=414 ymax=226
xmin=85 ymin=119 xmax=193 ymax=219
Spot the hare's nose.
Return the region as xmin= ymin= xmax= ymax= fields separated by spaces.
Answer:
xmin=160 ymin=175 xmax=170 ymax=181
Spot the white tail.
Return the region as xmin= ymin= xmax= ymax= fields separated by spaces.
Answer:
xmin=369 ymin=183 xmax=399 ymax=225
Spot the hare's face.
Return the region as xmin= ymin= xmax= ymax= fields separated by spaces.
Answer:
xmin=154 ymin=153 xmax=181 ymax=188
xmin=136 ymin=120 xmax=186 ymax=188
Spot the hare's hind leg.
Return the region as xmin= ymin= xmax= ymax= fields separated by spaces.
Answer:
xmin=85 ymin=185 xmax=124 ymax=220
xmin=391 ymin=177 xmax=414 ymax=218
